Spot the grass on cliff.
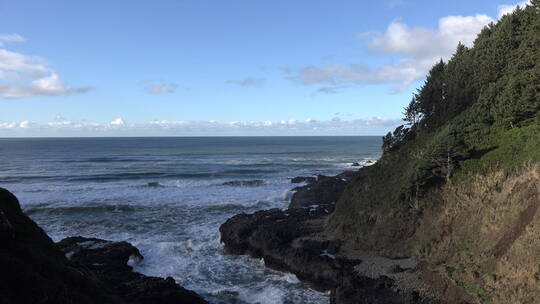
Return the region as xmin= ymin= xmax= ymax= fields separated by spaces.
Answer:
xmin=413 ymin=162 xmax=540 ymax=303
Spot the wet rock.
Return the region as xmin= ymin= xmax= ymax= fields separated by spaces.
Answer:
xmin=221 ymin=168 xmax=447 ymax=304
xmin=58 ymin=237 xmax=142 ymax=273
xmin=351 ymin=162 xmax=361 ymax=167
xmin=0 ymin=188 xmax=120 ymax=304
xmin=291 ymin=176 xmax=317 ymax=184
xmin=289 ymin=172 xmax=359 ymax=209
xmin=220 ymin=204 xmax=350 ymax=290
xmin=220 ymin=201 xmax=440 ymax=304
xmin=57 ymin=236 xmax=208 ymax=304
xmin=0 ymin=187 xmax=207 ymax=304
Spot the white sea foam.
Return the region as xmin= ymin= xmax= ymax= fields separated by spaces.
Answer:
xmin=10 ymin=137 xmax=380 ymax=304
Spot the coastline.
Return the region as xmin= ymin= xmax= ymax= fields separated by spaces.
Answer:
xmin=1 ymin=136 xmax=380 ymax=303
xmin=219 ymin=166 xmax=474 ymax=304
xmin=1 ymin=162 xmax=472 ymax=304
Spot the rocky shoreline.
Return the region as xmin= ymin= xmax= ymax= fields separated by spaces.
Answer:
xmin=220 ymin=169 xmax=473 ymax=304
xmin=0 ymin=188 xmax=207 ymax=304
xmin=1 ymin=167 xmax=473 ymax=304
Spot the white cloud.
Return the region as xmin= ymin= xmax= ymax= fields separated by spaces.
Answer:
xmin=110 ymin=118 xmax=125 ymax=126
xmin=0 ymin=34 xmax=91 ymax=99
xmin=0 ymin=73 xmax=92 ymax=99
xmin=498 ymin=0 xmax=531 ymax=18
xmin=369 ymin=15 xmax=494 ymax=58
xmin=151 ymin=119 xmax=187 ymax=126
xmin=0 ymin=48 xmax=48 ymax=76
xmin=226 ymin=77 xmax=265 ymax=87
xmin=296 ymin=57 xmax=437 ymax=91
xmin=292 ymin=9 xmax=502 ymax=91
xmin=145 ymin=83 xmax=178 ymax=94
xmin=0 ymin=117 xmax=403 ymax=136
xmin=0 ymin=122 xmax=17 ymax=129
xmin=0 ymin=34 xmax=25 ymax=46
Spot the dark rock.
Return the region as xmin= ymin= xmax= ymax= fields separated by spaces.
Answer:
xmin=289 ymin=172 xmax=359 ymax=209
xmin=221 ymin=180 xmax=265 ymax=186
xmin=335 ymin=170 xmax=360 ymax=181
xmin=220 ymin=201 xmax=440 ymax=304
xmin=390 ymin=264 xmax=407 ymax=274
xmin=220 ymin=205 xmax=350 ymax=290
xmin=57 ymin=236 xmax=208 ymax=304
xmin=351 ymin=162 xmax=361 ymax=167
xmin=0 ymin=187 xmax=207 ymax=304
xmin=0 ymin=188 xmax=120 ymax=304
xmin=291 ymin=176 xmax=317 ymax=184
xmin=331 ymin=275 xmax=438 ymax=304
xmin=220 ymin=167 xmax=445 ymax=304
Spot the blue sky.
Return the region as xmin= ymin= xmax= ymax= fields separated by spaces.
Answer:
xmin=0 ymin=0 xmax=530 ymax=136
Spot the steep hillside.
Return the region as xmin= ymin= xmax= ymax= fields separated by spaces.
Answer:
xmin=326 ymin=3 xmax=540 ymax=303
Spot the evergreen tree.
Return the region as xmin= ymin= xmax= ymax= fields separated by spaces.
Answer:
xmin=403 ymin=96 xmax=421 ymax=126
xmin=415 ymin=60 xmax=446 ymax=130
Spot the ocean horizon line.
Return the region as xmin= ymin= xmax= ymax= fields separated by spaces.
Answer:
xmin=0 ymin=135 xmax=384 ymax=139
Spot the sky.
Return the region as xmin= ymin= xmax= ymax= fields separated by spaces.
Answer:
xmin=0 ymin=0 xmax=531 ymax=136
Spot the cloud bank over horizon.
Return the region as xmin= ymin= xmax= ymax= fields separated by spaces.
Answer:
xmin=0 ymin=116 xmax=402 ymax=137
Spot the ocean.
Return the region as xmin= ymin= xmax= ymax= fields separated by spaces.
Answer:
xmin=0 ymin=136 xmax=381 ymax=304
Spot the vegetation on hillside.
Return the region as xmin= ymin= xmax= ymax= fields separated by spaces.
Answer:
xmin=327 ymin=2 xmax=540 ymax=303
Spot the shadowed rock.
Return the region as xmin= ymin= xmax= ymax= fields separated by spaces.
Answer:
xmin=0 ymin=188 xmax=120 ymax=304
xmin=291 ymin=176 xmax=317 ymax=184
xmin=289 ymin=171 xmax=359 ymax=209
xmin=220 ymin=202 xmax=441 ymax=304
xmin=57 ymin=236 xmax=207 ymax=304
xmin=0 ymin=188 xmax=207 ymax=304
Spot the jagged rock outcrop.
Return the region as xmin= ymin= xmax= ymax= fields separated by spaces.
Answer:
xmin=289 ymin=171 xmax=359 ymax=209
xmin=220 ymin=201 xmax=443 ymax=304
xmin=57 ymin=236 xmax=207 ymax=304
xmin=0 ymin=188 xmax=207 ymax=304
xmin=0 ymin=188 xmax=121 ymax=304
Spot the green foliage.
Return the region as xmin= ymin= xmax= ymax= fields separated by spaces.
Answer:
xmin=333 ymin=3 xmax=540 ymax=253
xmin=397 ymin=4 xmax=539 ymax=139
xmin=382 ymin=124 xmax=412 ymax=152
xmin=330 ymin=5 xmax=540 ymax=302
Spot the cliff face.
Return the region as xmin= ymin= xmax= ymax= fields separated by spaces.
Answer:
xmin=326 ymin=4 xmax=540 ymax=303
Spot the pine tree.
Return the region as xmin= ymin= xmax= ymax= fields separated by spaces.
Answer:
xmin=403 ymin=96 xmax=421 ymax=126
xmin=416 ymin=60 xmax=446 ymax=130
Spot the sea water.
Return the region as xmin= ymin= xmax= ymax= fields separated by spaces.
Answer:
xmin=0 ymin=136 xmax=381 ymax=304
